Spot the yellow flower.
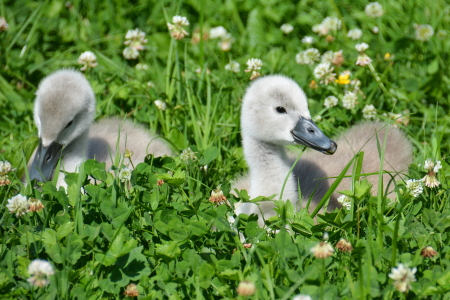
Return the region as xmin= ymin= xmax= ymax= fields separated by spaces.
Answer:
xmin=384 ymin=53 xmax=392 ymax=60
xmin=335 ymin=74 xmax=350 ymax=85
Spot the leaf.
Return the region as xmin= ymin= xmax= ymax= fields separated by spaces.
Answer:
xmin=155 ymin=242 xmax=181 ymax=259
xmin=56 ymin=222 xmax=74 ymax=241
xmin=201 ymin=146 xmax=219 ymax=165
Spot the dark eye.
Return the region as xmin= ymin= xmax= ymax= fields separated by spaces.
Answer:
xmin=65 ymin=120 xmax=73 ymax=129
xmin=276 ymin=106 xmax=287 ymax=114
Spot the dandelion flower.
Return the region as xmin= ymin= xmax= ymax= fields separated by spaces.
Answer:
xmin=335 ymin=74 xmax=350 ymax=85
xmin=0 ymin=17 xmax=8 ymax=31
xmin=324 ymin=96 xmax=339 ymax=108
xmin=355 ymin=43 xmax=369 ymax=52
xmin=280 ymin=23 xmax=294 ymax=34
xmin=245 ymin=58 xmax=263 ymax=80
xmin=347 ymin=28 xmax=362 ymax=40
xmin=295 ymin=48 xmax=320 ymax=65
xmin=123 ymin=283 xmax=139 ymax=297
xmin=362 ymin=104 xmax=377 ymax=119
xmin=405 ymin=179 xmax=423 ymax=198
xmin=414 ymin=24 xmax=434 ymax=41
xmin=420 ymin=246 xmax=438 ymax=258
xmin=342 ymin=91 xmax=358 ymax=109
xmin=77 ymin=51 xmax=98 ymax=71
xmin=365 ymin=2 xmax=384 ymax=18
xmin=225 ymin=61 xmax=240 ymax=73
xmin=293 ymin=295 xmax=312 ymax=300
xmin=356 ymin=54 xmax=372 ymax=66
xmin=301 ymin=36 xmax=314 ymax=44
xmin=6 ymin=194 xmax=29 ymax=217
xmin=311 ymin=241 xmax=334 ymax=258
xmin=28 ymin=259 xmax=55 ymax=287
xmin=313 ymin=63 xmax=336 ymax=85
xmin=124 ymin=28 xmax=148 ymax=51
xmin=337 ymin=195 xmax=351 ymax=210
xmin=389 ymin=263 xmax=416 ymax=293
xmin=119 ymin=167 xmax=132 ymax=182
xmin=180 ymin=148 xmax=197 ymax=161
xmin=209 ymin=188 xmax=227 ymax=205
xmin=167 ymin=15 xmax=190 ymax=40
xmin=236 ymin=281 xmax=255 ymax=296
xmin=422 ymin=159 xmax=442 ymax=188
xmin=335 ymin=239 xmax=353 ymax=252
xmin=209 ymin=26 xmax=227 ymax=39
xmin=154 ymin=100 xmax=167 ymax=110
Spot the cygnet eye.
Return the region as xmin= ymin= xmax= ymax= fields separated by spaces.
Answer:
xmin=65 ymin=120 xmax=73 ymax=129
xmin=276 ymin=106 xmax=287 ymax=114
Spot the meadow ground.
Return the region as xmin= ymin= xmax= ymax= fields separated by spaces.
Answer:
xmin=0 ymin=0 xmax=449 ymax=299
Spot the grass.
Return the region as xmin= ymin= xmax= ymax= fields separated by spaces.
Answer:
xmin=0 ymin=0 xmax=449 ymax=299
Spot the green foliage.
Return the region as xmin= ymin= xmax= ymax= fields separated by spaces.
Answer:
xmin=1 ymin=0 xmax=449 ymax=299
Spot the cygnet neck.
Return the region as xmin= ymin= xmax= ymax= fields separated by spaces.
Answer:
xmin=243 ymin=136 xmax=298 ymax=202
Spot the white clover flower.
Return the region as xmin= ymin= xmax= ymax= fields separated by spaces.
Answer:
xmin=236 ymin=281 xmax=255 ymax=296
xmin=301 ymin=36 xmax=314 ymax=44
xmin=422 ymin=159 xmax=442 ymax=188
xmin=372 ymin=26 xmax=379 ymax=34
xmin=324 ymin=96 xmax=339 ymax=108
xmin=0 ymin=160 xmax=12 ymax=174
xmin=414 ymin=24 xmax=434 ymax=41
xmin=320 ymin=50 xmax=334 ymax=64
xmin=28 ymin=259 xmax=55 ymax=287
xmin=280 ymin=23 xmax=294 ymax=34
xmin=295 ymin=48 xmax=320 ymax=65
xmin=172 ymin=15 xmax=189 ymax=26
xmin=356 ymin=54 xmax=372 ymax=66
xmin=311 ymin=241 xmax=334 ymax=258
xmin=147 ymin=81 xmax=155 ymax=88
xmin=312 ymin=16 xmax=341 ymax=36
xmin=123 ymin=47 xmax=139 ymax=60
xmin=347 ymin=28 xmax=362 ymax=40
xmin=135 ymin=63 xmax=149 ymax=70
xmin=350 ymin=79 xmax=361 ymax=91
xmin=322 ymin=16 xmax=341 ymax=32
xmin=180 ymin=148 xmax=197 ymax=161
xmin=337 ymin=195 xmax=351 ymax=210
xmin=365 ymin=2 xmax=384 ymax=18
xmin=225 ymin=61 xmax=240 ymax=73
xmin=342 ymin=91 xmax=358 ymax=109
xmin=154 ymin=100 xmax=167 ymax=110
xmin=119 ymin=167 xmax=132 ymax=182
xmin=6 ymin=194 xmax=29 ymax=217
xmin=312 ymin=115 xmax=322 ymax=123
xmin=293 ymin=295 xmax=312 ymax=300
xmin=209 ymin=26 xmax=227 ymax=39
xmin=0 ymin=16 xmax=8 ymax=31
xmin=389 ymin=263 xmax=416 ymax=293
xmin=167 ymin=15 xmax=190 ymax=40
xmin=77 ymin=51 xmax=98 ymax=71
xmin=406 ymin=179 xmax=423 ymax=198
xmin=209 ymin=188 xmax=227 ymax=205
xmin=313 ymin=62 xmax=336 ymax=85
xmin=437 ymin=29 xmax=447 ymax=39
xmin=218 ymin=33 xmax=234 ymax=51
xmin=355 ymin=43 xmax=369 ymax=52
xmin=124 ymin=28 xmax=148 ymax=51
xmin=245 ymin=58 xmax=263 ymax=80
xmin=362 ymin=104 xmax=377 ymax=119
xmin=245 ymin=58 xmax=263 ymax=71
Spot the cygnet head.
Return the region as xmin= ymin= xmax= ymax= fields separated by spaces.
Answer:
xmin=241 ymin=75 xmax=337 ymax=154
xmin=30 ymin=69 xmax=96 ymax=181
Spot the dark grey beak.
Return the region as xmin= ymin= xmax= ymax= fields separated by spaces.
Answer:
xmin=29 ymin=140 xmax=63 ymax=182
xmin=291 ymin=117 xmax=337 ymax=155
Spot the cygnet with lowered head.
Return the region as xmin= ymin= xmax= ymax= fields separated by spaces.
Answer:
xmin=234 ymin=75 xmax=412 ymax=221
xmin=30 ymin=69 xmax=173 ymax=188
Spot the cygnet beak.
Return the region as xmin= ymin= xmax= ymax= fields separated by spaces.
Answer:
xmin=29 ymin=140 xmax=63 ymax=182
xmin=291 ymin=117 xmax=337 ymax=155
